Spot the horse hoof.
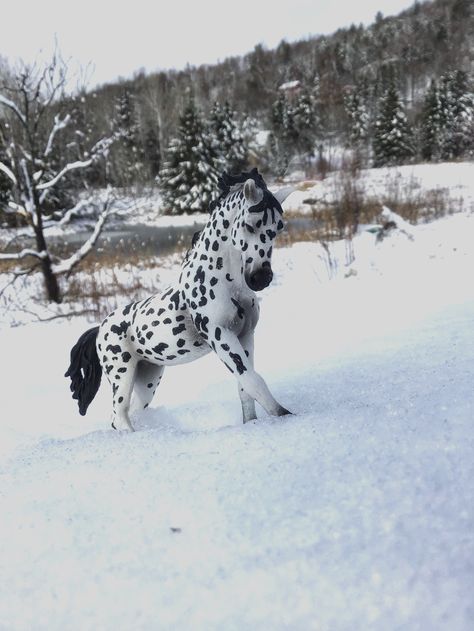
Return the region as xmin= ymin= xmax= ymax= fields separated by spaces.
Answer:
xmin=111 ymin=421 xmax=134 ymax=432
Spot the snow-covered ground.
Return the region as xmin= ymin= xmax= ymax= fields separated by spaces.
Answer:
xmin=283 ymin=161 xmax=474 ymax=215
xmin=4 ymin=160 xmax=472 ymax=249
xmin=1 ymin=206 xmax=473 ymax=629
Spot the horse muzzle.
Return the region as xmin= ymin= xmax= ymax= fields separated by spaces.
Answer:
xmin=246 ymin=266 xmax=273 ymax=292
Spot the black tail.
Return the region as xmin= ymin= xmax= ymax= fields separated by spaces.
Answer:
xmin=65 ymin=326 xmax=102 ymax=416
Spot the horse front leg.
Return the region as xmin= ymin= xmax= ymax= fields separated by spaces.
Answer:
xmin=211 ymin=327 xmax=291 ymax=418
xmin=237 ymin=327 xmax=257 ymax=423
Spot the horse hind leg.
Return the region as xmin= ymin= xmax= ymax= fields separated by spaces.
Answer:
xmin=103 ymin=356 xmax=138 ymax=431
xmin=132 ymin=361 xmax=165 ymax=412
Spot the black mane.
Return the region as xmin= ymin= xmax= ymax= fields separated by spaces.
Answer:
xmin=216 ymin=167 xmax=268 ymax=199
xmin=187 ymin=168 xmax=283 ymax=259
xmin=209 ymin=167 xmax=282 ymax=214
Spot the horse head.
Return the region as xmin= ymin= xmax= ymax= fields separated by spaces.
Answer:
xmin=217 ymin=168 xmax=292 ymax=291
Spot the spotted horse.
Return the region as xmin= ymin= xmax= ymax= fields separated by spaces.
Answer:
xmin=65 ymin=169 xmax=293 ymax=430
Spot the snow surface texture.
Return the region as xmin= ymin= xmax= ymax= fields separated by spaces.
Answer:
xmin=283 ymin=161 xmax=474 ymax=214
xmin=1 ymin=211 xmax=474 ymax=630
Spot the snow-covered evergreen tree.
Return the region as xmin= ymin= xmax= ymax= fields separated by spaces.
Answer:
xmin=271 ymin=92 xmax=287 ymax=138
xmin=208 ymin=101 xmax=248 ymax=174
xmin=268 ymin=92 xmax=291 ymax=176
xmin=269 ymin=86 xmax=319 ymax=172
xmin=291 ymin=88 xmax=319 ymax=155
xmin=113 ymin=89 xmax=145 ymax=185
xmin=68 ymin=94 xmax=103 ymax=187
xmin=373 ymin=83 xmax=414 ymax=167
xmin=344 ymin=86 xmax=370 ymax=149
xmin=420 ymin=79 xmax=444 ymax=161
xmin=143 ymin=122 xmax=161 ymax=179
xmin=439 ymin=70 xmax=473 ymax=159
xmin=159 ymin=97 xmax=219 ymax=214
xmin=240 ymin=115 xmax=261 ymax=157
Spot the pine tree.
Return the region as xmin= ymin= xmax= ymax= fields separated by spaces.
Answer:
xmin=420 ymin=79 xmax=444 ymax=161
xmin=208 ymin=101 xmax=248 ymax=174
xmin=159 ymin=98 xmax=219 ymax=214
xmin=439 ymin=70 xmax=473 ymax=159
xmin=269 ymin=87 xmax=319 ymax=171
xmin=69 ymin=94 xmax=103 ymax=187
xmin=373 ymin=83 xmax=414 ymax=167
xmin=113 ymin=89 xmax=145 ymax=185
xmin=143 ymin=122 xmax=161 ymax=179
xmin=291 ymin=88 xmax=319 ymax=155
xmin=344 ymin=86 xmax=370 ymax=149
xmin=269 ymin=92 xmax=292 ymax=175
xmin=450 ymin=70 xmax=474 ymax=157
xmin=271 ymin=92 xmax=287 ymax=138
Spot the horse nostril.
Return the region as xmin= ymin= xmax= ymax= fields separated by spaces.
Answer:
xmin=263 ymin=268 xmax=273 ymax=285
xmin=249 ymin=267 xmax=273 ymax=291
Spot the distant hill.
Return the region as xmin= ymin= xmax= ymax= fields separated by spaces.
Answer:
xmin=89 ymin=0 xmax=473 ymax=136
xmin=1 ymin=0 xmax=472 ymax=192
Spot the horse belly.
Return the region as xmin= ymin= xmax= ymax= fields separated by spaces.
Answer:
xmin=131 ymin=297 xmax=210 ymax=366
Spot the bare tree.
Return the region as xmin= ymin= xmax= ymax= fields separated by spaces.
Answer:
xmin=0 ymin=55 xmax=115 ymax=303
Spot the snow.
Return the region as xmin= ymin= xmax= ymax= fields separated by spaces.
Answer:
xmin=283 ymin=160 xmax=474 ymax=214
xmin=278 ymin=80 xmax=301 ymax=91
xmin=1 ymin=204 xmax=474 ymax=629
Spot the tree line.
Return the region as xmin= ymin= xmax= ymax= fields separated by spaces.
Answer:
xmin=1 ymin=0 xmax=473 ymax=215
xmin=0 ymin=0 xmax=473 ymax=304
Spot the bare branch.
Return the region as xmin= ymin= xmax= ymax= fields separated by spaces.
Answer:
xmin=0 ymin=232 xmax=32 ymax=250
xmin=0 ymin=248 xmax=47 ymax=262
xmin=0 ymin=261 xmax=42 ymax=300
xmin=26 ymin=308 xmax=98 ymax=323
xmin=0 ymin=272 xmax=22 ymax=300
xmin=52 ymin=198 xmax=111 ymax=275
xmin=0 ymin=94 xmax=26 ymax=126
xmin=6 ymin=200 xmax=29 ymax=219
xmin=44 ymin=113 xmax=71 ymax=158
xmin=90 ymin=135 xmax=116 ymax=154
xmin=19 ymin=159 xmax=38 ymax=226
xmin=0 ymin=160 xmax=17 ymax=185
xmin=40 ymin=199 xmax=89 ymax=229
xmin=37 ymin=158 xmax=93 ymax=201
xmin=37 ymin=134 xmax=115 ymax=203
xmin=57 ymin=199 xmax=89 ymax=226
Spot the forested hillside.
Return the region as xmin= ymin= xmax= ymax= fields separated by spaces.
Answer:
xmin=1 ymin=0 xmax=473 ymax=213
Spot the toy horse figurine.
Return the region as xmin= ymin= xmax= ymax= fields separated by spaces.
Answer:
xmin=65 ymin=169 xmax=293 ymax=431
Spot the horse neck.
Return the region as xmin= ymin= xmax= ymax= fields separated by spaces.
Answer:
xmin=182 ymin=193 xmax=245 ymax=279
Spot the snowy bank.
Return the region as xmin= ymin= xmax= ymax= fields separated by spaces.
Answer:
xmin=1 ymin=209 xmax=474 ymax=629
xmin=283 ymin=160 xmax=474 ymax=215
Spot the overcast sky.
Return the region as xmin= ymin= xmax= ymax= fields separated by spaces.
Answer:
xmin=1 ymin=0 xmax=416 ymax=88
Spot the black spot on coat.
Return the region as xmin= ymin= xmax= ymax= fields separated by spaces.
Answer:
xmin=172 ymin=323 xmax=186 ymax=336
xmin=153 ymin=343 xmax=169 ymax=354
xmin=106 ymin=344 xmax=122 ymax=355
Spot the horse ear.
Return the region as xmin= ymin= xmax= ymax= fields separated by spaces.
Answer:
xmin=273 ymin=185 xmax=294 ymax=205
xmin=243 ymin=178 xmax=261 ymax=204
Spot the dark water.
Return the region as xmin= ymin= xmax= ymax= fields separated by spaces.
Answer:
xmin=49 ymin=216 xmax=318 ymax=261
xmin=53 ymin=223 xmax=202 ymax=259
